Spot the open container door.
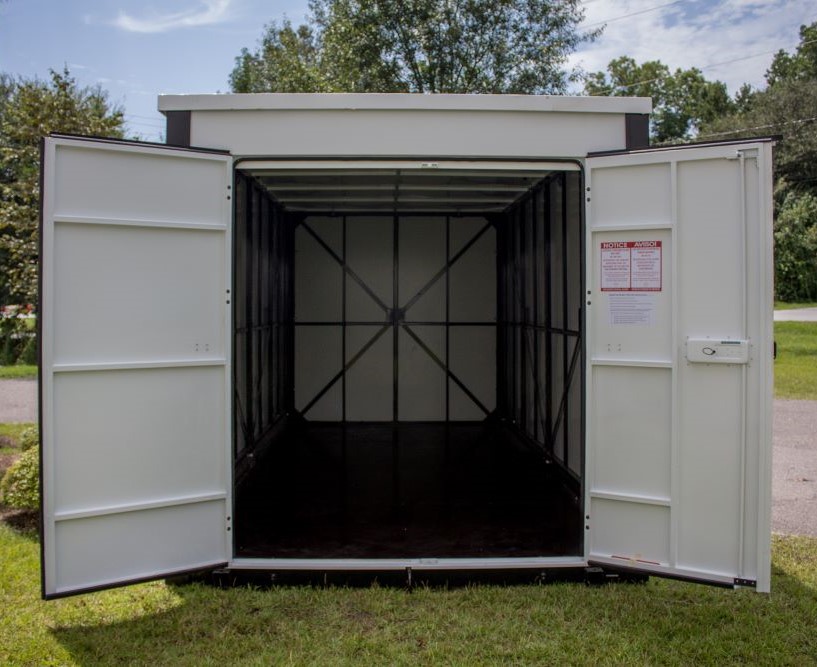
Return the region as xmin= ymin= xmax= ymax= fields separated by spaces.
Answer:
xmin=40 ymin=136 xmax=233 ymax=598
xmin=585 ymin=140 xmax=774 ymax=591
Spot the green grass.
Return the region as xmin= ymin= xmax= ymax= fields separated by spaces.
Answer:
xmin=775 ymin=301 xmax=817 ymax=310
xmin=0 ymin=365 xmax=37 ymax=380
xmin=0 ymin=424 xmax=34 ymax=460
xmin=0 ymin=525 xmax=815 ymax=666
xmin=775 ymin=321 xmax=817 ymax=400
xmin=0 ymin=424 xmax=34 ymax=444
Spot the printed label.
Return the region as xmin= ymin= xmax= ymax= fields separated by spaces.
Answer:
xmin=601 ymin=240 xmax=662 ymax=291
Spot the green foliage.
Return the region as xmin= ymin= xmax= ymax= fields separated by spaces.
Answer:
xmin=698 ymin=22 xmax=817 ymax=300
xmin=0 ymin=423 xmax=35 ymax=447
xmin=18 ymin=427 xmax=38 ymax=452
xmin=231 ymin=0 xmax=599 ymax=94
xmin=766 ymin=22 xmax=817 ymax=85
xmin=0 ymin=68 xmax=124 ymax=306
xmin=583 ymin=56 xmax=733 ymax=143
xmin=0 ymin=308 xmax=35 ymax=365
xmin=230 ymin=21 xmax=330 ymax=94
xmin=0 ymin=444 xmax=38 ymax=510
xmin=774 ymin=192 xmax=817 ymax=301
xmin=774 ymin=321 xmax=817 ymax=400
xmin=702 ymin=79 xmax=817 ymax=194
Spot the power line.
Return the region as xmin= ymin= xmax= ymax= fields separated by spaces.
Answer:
xmin=124 ymin=114 xmax=164 ymax=123
xmin=610 ymin=37 xmax=817 ymax=93
xmin=583 ymin=0 xmax=686 ymax=29
xmin=696 ymin=115 xmax=817 ymax=139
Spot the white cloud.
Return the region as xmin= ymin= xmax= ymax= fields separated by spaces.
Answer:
xmin=569 ymin=0 xmax=814 ymax=94
xmin=112 ymin=0 xmax=233 ymax=33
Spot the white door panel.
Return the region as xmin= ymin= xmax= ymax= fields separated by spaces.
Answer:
xmin=586 ymin=141 xmax=774 ymax=591
xmin=41 ymin=137 xmax=232 ymax=597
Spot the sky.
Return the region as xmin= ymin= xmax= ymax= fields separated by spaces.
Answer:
xmin=0 ymin=0 xmax=814 ymax=142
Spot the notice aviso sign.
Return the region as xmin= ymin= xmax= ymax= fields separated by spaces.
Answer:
xmin=600 ymin=240 xmax=662 ymax=292
xmin=601 ymin=240 xmax=662 ymax=326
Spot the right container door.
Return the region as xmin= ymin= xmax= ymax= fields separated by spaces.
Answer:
xmin=585 ymin=140 xmax=774 ymax=591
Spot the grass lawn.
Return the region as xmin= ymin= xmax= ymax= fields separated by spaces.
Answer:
xmin=0 ymin=525 xmax=814 ymax=665
xmin=775 ymin=321 xmax=817 ymax=400
xmin=0 ymin=424 xmax=34 ymax=449
xmin=0 ymin=365 xmax=37 ymax=380
xmin=775 ymin=301 xmax=817 ymax=310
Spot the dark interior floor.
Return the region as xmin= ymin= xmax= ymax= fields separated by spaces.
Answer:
xmin=234 ymin=421 xmax=583 ymax=559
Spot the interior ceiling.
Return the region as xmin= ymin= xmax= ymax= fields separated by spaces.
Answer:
xmin=252 ymin=169 xmax=553 ymax=214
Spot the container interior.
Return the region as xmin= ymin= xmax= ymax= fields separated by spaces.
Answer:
xmin=231 ymin=165 xmax=584 ymax=560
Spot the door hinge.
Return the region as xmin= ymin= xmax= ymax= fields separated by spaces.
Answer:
xmin=733 ymin=577 xmax=756 ymax=588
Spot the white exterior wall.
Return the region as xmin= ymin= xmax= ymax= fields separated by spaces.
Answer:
xmin=158 ymin=94 xmax=652 ymax=158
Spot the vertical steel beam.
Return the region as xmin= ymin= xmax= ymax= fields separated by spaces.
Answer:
xmin=393 ymin=214 xmax=399 ymax=422
xmin=342 ymin=215 xmax=347 ymax=422
xmin=561 ymin=172 xmax=570 ymax=470
xmin=544 ymin=178 xmax=553 ymax=454
xmin=445 ymin=215 xmax=451 ymax=422
xmin=532 ymin=189 xmax=540 ymax=444
xmin=516 ymin=202 xmax=528 ymax=433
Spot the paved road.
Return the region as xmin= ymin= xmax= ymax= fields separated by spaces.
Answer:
xmin=774 ymin=307 xmax=817 ymax=322
xmin=0 ymin=379 xmax=37 ymax=423
xmin=773 ymin=399 xmax=817 ymax=537
xmin=0 ymin=379 xmax=815 ymax=536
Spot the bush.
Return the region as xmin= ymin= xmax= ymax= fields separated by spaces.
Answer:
xmin=19 ymin=427 xmax=38 ymax=452
xmin=19 ymin=335 xmax=37 ymax=365
xmin=0 ymin=445 xmax=39 ymax=510
xmin=775 ymin=191 xmax=817 ymax=301
xmin=0 ymin=305 xmax=36 ymax=366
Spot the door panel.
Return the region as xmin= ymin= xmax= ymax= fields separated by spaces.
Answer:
xmin=41 ymin=136 xmax=232 ymax=597
xmin=586 ymin=141 xmax=774 ymax=591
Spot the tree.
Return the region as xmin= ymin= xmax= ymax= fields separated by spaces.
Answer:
xmin=700 ymin=24 xmax=817 ymax=198
xmin=774 ymin=191 xmax=817 ymax=302
xmin=0 ymin=68 xmax=124 ymax=306
xmin=230 ymin=0 xmax=600 ymax=94
xmin=698 ymin=22 xmax=817 ymax=301
xmin=583 ymin=56 xmax=734 ymax=143
xmin=766 ymin=22 xmax=817 ymax=85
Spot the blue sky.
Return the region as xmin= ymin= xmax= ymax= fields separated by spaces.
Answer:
xmin=1 ymin=0 xmax=814 ymax=142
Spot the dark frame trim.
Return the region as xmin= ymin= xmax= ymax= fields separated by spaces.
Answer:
xmin=625 ymin=114 xmax=650 ymax=151
xmin=164 ymin=111 xmax=192 ymax=147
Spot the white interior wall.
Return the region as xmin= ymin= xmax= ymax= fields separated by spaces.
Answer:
xmin=294 ymin=213 xmax=496 ymax=422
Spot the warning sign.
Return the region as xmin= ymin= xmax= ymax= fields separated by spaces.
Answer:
xmin=600 ymin=240 xmax=662 ymax=291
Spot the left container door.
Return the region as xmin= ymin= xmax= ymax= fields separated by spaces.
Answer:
xmin=40 ymin=136 xmax=233 ymax=598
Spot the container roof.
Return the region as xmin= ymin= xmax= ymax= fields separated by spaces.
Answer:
xmin=158 ymin=93 xmax=652 ymax=115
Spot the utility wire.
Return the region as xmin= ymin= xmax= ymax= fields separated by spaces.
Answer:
xmin=583 ymin=0 xmax=686 ymax=29
xmin=697 ymin=115 xmax=817 ymax=139
xmin=609 ymin=36 xmax=817 ymax=92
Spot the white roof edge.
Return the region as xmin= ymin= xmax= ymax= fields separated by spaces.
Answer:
xmin=158 ymin=93 xmax=652 ymax=115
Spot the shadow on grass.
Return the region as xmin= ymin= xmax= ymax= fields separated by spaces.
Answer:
xmin=0 ymin=508 xmax=38 ymax=539
xmin=48 ymin=555 xmax=817 ymax=666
